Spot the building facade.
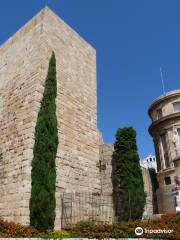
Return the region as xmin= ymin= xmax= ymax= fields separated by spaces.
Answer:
xmin=140 ymin=155 xmax=157 ymax=172
xmin=148 ymin=90 xmax=180 ymax=213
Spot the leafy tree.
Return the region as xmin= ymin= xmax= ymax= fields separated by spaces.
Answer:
xmin=112 ymin=127 xmax=146 ymax=221
xmin=30 ymin=52 xmax=58 ymax=230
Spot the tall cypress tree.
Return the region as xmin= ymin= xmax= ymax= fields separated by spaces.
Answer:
xmin=112 ymin=127 xmax=146 ymax=221
xmin=30 ymin=52 xmax=58 ymax=230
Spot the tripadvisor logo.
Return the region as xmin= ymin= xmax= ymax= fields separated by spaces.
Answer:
xmin=135 ymin=226 xmax=174 ymax=236
xmin=135 ymin=227 xmax=144 ymax=235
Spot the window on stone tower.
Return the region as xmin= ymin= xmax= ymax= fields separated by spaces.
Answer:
xmin=164 ymin=176 xmax=171 ymax=185
xmin=156 ymin=108 xmax=163 ymax=119
xmin=173 ymin=101 xmax=180 ymax=113
xmin=160 ymin=133 xmax=170 ymax=168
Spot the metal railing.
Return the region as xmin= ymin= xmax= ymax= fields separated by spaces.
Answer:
xmin=61 ymin=192 xmax=114 ymax=228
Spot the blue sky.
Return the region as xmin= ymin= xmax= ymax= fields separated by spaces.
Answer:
xmin=1 ymin=0 xmax=180 ymax=159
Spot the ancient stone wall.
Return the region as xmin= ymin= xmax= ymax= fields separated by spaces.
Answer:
xmin=0 ymin=10 xmax=45 ymax=225
xmin=0 ymin=7 xmax=101 ymax=228
xmin=99 ymin=144 xmax=155 ymax=218
xmin=99 ymin=144 xmax=114 ymax=222
xmin=40 ymin=8 xmax=101 ymax=228
xmin=141 ymin=167 xmax=154 ymax=217
xmin=99 ymin=144 xmax=114 ymax=194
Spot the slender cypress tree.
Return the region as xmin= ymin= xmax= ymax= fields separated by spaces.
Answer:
xmin=30 ymin=52 xmax=58 ymax=230
xmin=112 ymin=127 xmax=146 ymax=221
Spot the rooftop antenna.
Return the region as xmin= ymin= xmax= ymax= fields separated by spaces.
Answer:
xmin=160 ymin=67 xmax=166 ymax=95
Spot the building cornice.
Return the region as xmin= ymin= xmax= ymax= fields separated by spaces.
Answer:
xmin=149 ymin=112 xmax=180 ymax=136
xmin=157 ymin=167 xmax=175 ymax=175
xmin=148 ymin=90 xmax=180 ymax=117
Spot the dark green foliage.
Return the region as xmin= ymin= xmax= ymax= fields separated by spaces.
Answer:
xmin=30 ymin=52 xmax=58 ymax=230
xmin=112 ymin=127 xmax=146 ymax=221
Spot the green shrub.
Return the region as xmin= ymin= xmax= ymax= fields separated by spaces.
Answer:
xmin=40 ymin=229 xmax=72 ymax=238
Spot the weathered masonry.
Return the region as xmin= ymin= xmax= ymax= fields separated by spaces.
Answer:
xmin=0 ymin=7 xmax=153 ymax=229
xmin=0 ymin=7 xmax=101 ymax=228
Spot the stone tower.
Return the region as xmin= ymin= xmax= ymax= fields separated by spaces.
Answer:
xmin=0 ymin=7 xmax=101 ymax=228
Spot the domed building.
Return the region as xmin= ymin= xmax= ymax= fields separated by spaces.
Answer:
xmin=148 ymin=89 xmax=180 ymax=213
